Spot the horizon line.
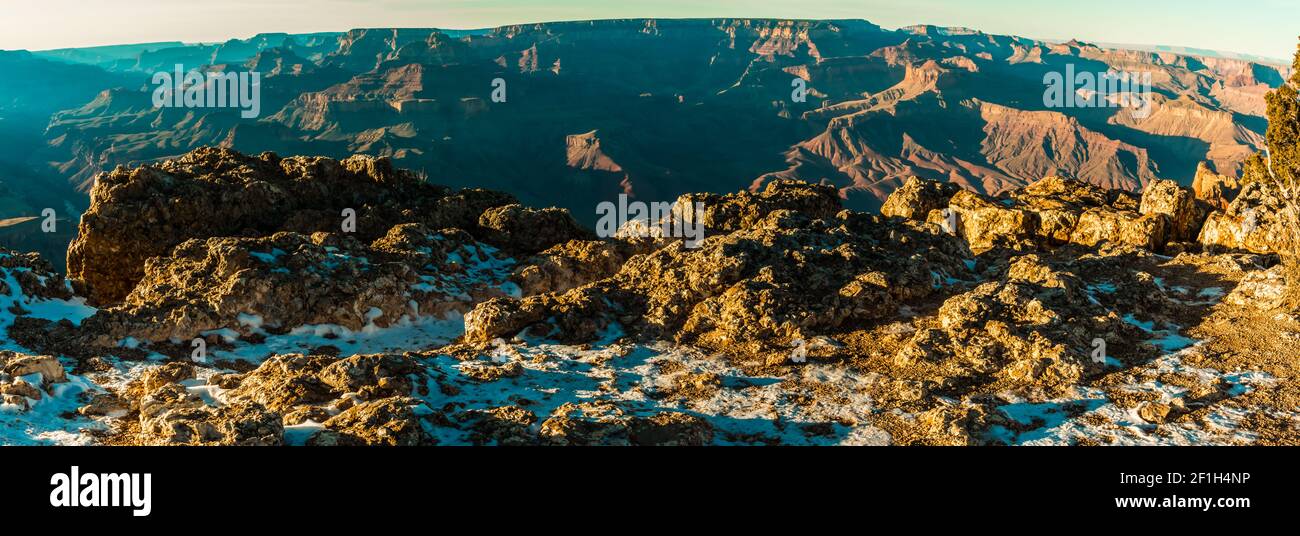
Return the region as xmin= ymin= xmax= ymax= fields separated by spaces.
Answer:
xmin=9 ymin=17 xmax=1294 ymax=66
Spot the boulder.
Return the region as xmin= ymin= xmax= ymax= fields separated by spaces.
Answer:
xmin=0 ymin=352 xmax=68 ymax=409
xmin=137 ymin=378 xmax=283 ymax=446
xmin=510 ymin=239 xmax=654 ymax=297
xmin=1199 ymin=180 xmax=1290 ymax=254
xmin=628 ymin=412 xmax=714 ymax=446
xmin=0 ymin=352 xmax=66 ymax=386
xmin=881 ymin=176 xmax=960 ymax=220
xmin=674 ymin=179 xmax=842 ymax=233
xmin=1069 ymin=208 xmax=1168 ymax=251
xmin=1224 ymin=265 xmax=1287 ymax=310
xmin=318 ymin=397 xmax=429 ymax=446
xmin=224 ymin=355 xmax=338 ymax=413
xmin=1139 ymin=179 xmax=1206 ymax=242
xmin=1012 ymin=175 xmax=1110 ymax=210
xmin=1192 ymin=162 xmax=1240 ymax=211
xmin=945 ymin=190 xmax=1038 ymax=252
xmin=477 ymin=204 xmax=593 ymax=255
xmin=465 ymin=405 xmax=537 ymax=446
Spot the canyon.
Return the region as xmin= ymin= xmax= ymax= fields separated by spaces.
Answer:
xmin=0 ymin=19 xmax=1291 ymax=263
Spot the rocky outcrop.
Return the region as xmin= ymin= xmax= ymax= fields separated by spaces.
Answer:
xmin=115 ymin=349 xmax=721 ymax=446
xmin=78 ymin=226 xmax=517 ymax=346
xmin=1 ymin=248 xmax=94 ymax=364
xmin=476 ymin=204 xmax=593 ymax=255
xmin=139 ymin=393 xmax=283 ymax=446
xmin=676 ymin=179 xmax=843 ymax=233
xmin=466 ymin=180 xmax=975 ymax=364
xmin=124 ymin=354 xmax=431 ymax=446
xmin=1139 ymin=179 xmax=1208 ymax=243
xmin=943 ymin=190 xmax=1038 ymax=252
xmin=68 ymin=147 xmax=520 ymax=305
xmin=886 ymin=176 xmax=1202 ymax=254
xmin=1192 ymin=162 xmax=1241 ymax=211
xmin=311 ymin=396 xmax=428 ymax=446
xmin=1199 ymin=180 xmax=1292 ymax=254
xmin=0 ymin=352 xmax=68 ymax=411
xmin=896 ymin=253 xmax=1153 ymax=396
xmin=510 ymin=239 xmax=656 ymax=296
xmin=881 ymin=176 xmax=959 ymax=220
xmin=539 ymin=404 xmax=714 ymax=446
xmin=132 ymin=362 xmax=283 ymax=446
xmin=1069 ymin=208 xmax=1168 ymax=251
xmin=1225 ymin=265 xmax=1287 ymax=310
xmin=6 ymin=150 xmax=1297 ymax=446
xmin=1 ymin=249 xmax=76 ymax=303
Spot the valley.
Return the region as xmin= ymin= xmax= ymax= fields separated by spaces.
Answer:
xmin=0 ymin=19 xmax=1291 ymax=267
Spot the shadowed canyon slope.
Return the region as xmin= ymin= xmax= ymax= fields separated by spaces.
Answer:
xmin=0 ymin=18 xmax=1289 ymax=243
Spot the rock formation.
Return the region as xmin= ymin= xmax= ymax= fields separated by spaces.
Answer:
xmin=1193 ymin=162 xmax=1242 ymax=210
xmin=66 ymin=147 xmax=535 ymax=305
xmin=1198 ymin=179 xmax=1289 ymax=254
xmin=2 ymin=149 xmax=1297 ymax=446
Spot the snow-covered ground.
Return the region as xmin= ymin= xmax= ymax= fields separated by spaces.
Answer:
xmin=0 ymin=263 xmax=104 ymax=445
xmin=0 ymin=241 xmax=516 ymax=445
xmin=988 ymin=342 xmax=1278 ymax=446
xmin=206 ymin=240 xmax=518 ymax=363
xmin=0 ymin=264 xmax=95 ymax=352
xmin=210 ymin=313 xmax=468 ymax=363
xmin=417 ymin=336 xmax=893 ymax=445
xmin=1 ymin=249 xmax=1295 ymax=446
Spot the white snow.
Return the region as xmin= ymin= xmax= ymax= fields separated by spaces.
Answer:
xmin=284 ymin=420 xmax=326 ymax=446
xmin=0 ymin=371 xmax=104 ymax=446
xmin=416 ymin=339 xmax=890 ymax=446
xmin=1 ymin=266 xmax=98 ymax=352
xmin=237 ymin=313 xmax=265 ymax=331
xmin=990 ymin=342 xmax=1283 ymax=446
xmin=1197 ymin=287 xmax=1226 ymax=299
xmin=212 ymin=312 xmax=467 ymax=363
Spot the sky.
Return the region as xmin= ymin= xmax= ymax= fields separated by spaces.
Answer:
xmin=0 ymin=0 xmax=1296 ymax=62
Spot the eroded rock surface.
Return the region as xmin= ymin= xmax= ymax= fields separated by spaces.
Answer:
xmin=1199 ymin=179 xmax=1291 ymax=254
xmin=885 ymin=176 xmax=1210 ymax=254
xmin=4 ymin=150 xmax=1298 ymax=446
xmin=0 ymin=352 xmax=68 ymax=411
xmin=67 ymin=147 xmax=520 ymax=305
xmin=1192 ymin=162 xmax=1241 ymax=211
xmin=467 ymin=181 xmax=975 ymax=366
xmin=79 ymin=227 xmax=517 ymax=346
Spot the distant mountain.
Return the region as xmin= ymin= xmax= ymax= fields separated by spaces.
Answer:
xmin=27 ymin=32 xmax=344 ymax=72
xmin=28 ymin=42 xmax=188 ymax=68
xmin=0 ymin=50 xmax=133 ymax=227
xmin=0 ymin=19 xmax=1290 ymax=251
xmin=1086 ymin=41 xmax=1291 ymax=67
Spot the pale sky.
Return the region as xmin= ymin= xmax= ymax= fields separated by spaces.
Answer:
xmin=1 ymin=0 xmax=1296 ymax=62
